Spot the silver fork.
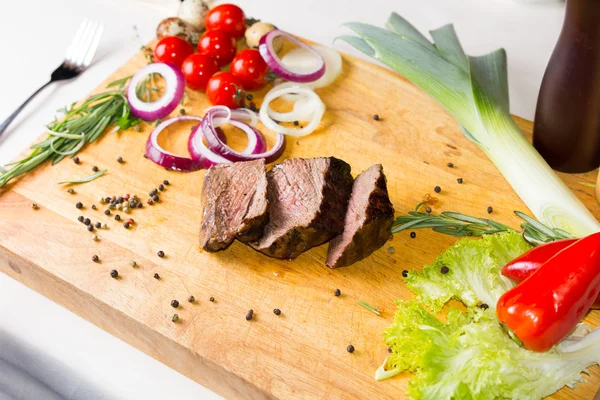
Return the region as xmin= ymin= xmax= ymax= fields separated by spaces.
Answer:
xmin=0 ymin=19 xmax=104 ymax=137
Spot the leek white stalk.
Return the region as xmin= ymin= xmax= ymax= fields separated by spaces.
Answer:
xmin=338 ymin=14 xmax=600 ymax=236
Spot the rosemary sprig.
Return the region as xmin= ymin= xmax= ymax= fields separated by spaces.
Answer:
xmin=0 ymin=78 xmax=139 ymax=188
xmin=58 ymin=169 xmax=107 ymax=185
xmin=392 ymin=203 xmax=574 ymax=246
xmin=358 ymin=301 xmax=381 ymax=316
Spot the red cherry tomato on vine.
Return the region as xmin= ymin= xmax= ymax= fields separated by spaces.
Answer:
xmin=206 ymin=72 xmax=243 ymax=109
xmin=198 ymin=30 xmax=237 ymax=66
xmin=153 ymin=36 xmax=194 ymax=68
xmin=181 ymin=54 xmax=220 ymax=91
xmin=230 ymin=49 xmax=269 ymax=90
xmin=205 ymin=4 xmax=246 ymax=39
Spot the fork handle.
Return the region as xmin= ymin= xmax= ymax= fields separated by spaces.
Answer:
xmin=0 ymin=81 xmax=52 ymax=138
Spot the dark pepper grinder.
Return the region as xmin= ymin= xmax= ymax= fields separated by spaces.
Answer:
xmin=532 ymin=0 xmax=600 ymax=173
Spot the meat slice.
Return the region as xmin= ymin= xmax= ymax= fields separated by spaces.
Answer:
xmin=326 ymin=164 xmax=394 ymax=268
xmin=199 ymin=159 xmax=268 ymax=252
xmin=252 ymin=157 xmax=353 ymax=259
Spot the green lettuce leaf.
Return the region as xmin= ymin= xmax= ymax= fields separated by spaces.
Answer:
xmin=383 ymin=301 xmax=600 ymax=400
xmin=405 ymin=231 xmax=530 ymax=311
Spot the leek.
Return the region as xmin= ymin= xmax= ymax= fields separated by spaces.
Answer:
xmin=338 ymin=14 xmax=600 ymax=237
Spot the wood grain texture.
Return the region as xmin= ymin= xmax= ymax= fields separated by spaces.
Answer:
xmin=1 ymin=43 xmax=600 ymax=400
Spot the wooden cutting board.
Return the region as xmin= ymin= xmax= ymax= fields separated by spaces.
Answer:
xmin=1 ymin=43 xmax=599 ymax=400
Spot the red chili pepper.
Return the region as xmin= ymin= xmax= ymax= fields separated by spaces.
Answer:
xmin=502 ymin=238 xmax=577 ymax=281
xmin=497 ymin=232 xmax=600 ymax=352
xmin=501 ymin=238 xmax=600 ymax=308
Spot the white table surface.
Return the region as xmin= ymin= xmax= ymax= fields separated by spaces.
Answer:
xmin=0 ymin=0 xmax=565 ymax=399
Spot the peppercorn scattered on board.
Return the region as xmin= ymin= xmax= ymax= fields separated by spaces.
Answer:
xmin=1 ymin=42 xmax=600 ymax=400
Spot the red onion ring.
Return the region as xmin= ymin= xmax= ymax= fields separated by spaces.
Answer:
xmin=146 ymin=116 xmax=227 ymax=171
xmin=258 ymin=29 xmax=325 ymax=83
xmin=127 ymin=62 xmax=185 ymax=121
xmin=201 ymin=107 xmax=285 ymax=163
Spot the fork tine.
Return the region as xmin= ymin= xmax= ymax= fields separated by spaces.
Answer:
xmin=73 ymin=20 xmax=98 ymax=67
xmin=64 ymin=19 xmax=89 ymax=65
xmin=81 ymin=23 xmax=104 ymax=68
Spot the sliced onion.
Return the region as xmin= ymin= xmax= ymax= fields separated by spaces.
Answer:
xmin=259 ymin=83 xmax=326 ymax=137
xmin=258 ymin=29 xmax=325 ymax=83
xmin=201 ymin=107 xmax=285 ymax=163
xmin=127 ymin=63 xmax=185 ymax=121
xmin=282 ymin=45 xmax=343 ymax=89
xmin=146 ymin=116 xmax=217 ymax=171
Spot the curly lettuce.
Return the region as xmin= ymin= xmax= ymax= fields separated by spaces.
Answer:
xmin=381 ymin=232 xmax=600 ymax=400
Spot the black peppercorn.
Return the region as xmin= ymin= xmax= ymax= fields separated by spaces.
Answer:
xmin=76 ymin=202 xmax=83 ymax=209
xmin=157 ymin=250 xmax=165 ymax=258
xmin=402 ymin=270 xmax=408 ymax=278
xmin=87 ymin=225 xmax=94 ymax=232
xmin=83 ymin=218 xmax=91 ymax=225
xmin=457 ymin=178 xmax=463 ymax=184
xmin=441 ymin=265 xmax=449 ymax=274
xmin=293 ymin=120 xmax=299 ymax=126
xmin=273 ymin=308 xmax=281 ymax=316
xmin=447 ymin=162 xmax=454 ymax=168
xmin=388 ymin=347 xmax=393 ymax=353
xmin=149 ymin=189 xmax=158 ymax=196
xmin=210 ymin=297 xmax=215 ymax=302
xmin=115 ymin=215 xmax=121 ymax=221
xmin=123 ymin=222 xmax=130 ymax=229
xmin=137 ymin=203 xmax=143 ymax=208
xmin=171 ymin=300 xmax=179 ymax=308
xmin=91 ymin=204 xmax=97 ymax=210
xmin=78 ymin=216 xmax=84 ymax=223
xmin=188 ymin=296 xmax=195 ymax=303
xmin=110 ymin=269 xmax=118 ymax=278
xmin=425 ymin=207 xmax=432 ymax=213
xmin=373 ymin=114 xmax=381 ymax=121
xmin=346 ymin=345 xmax=355 ymax=353
xmin=143 ymin=154 xmax=148 ymax=159
xmin=163 ymin=180 xmax=170 ymax=186
xmin=410 ymin=232 xmax=416 ymax=239
xmin=487 ymin=206 xmax=493 ymax=214
xmin=147 ymin=198 xmax=154 ymax=205
xmin=73 ymin=157 xmax=80 ymax=164
xmin=92 ymin=255 xmax=99 ymax=262
xmin=105 ymin=197 xmax=111 ymax=203
xmin=246 ymin=309 xmax=254 ymax=321
xmin=158 ymin=184 xmax=164 ymax=191
xmin=152 ymin=194 xmax=159 ymax=202
xmin=334 ymin=289 xmax=341 ymax=297
xmin=117 ymin=156 xmax=123 ymax=163
xmin=104 ymin=209 xmax=111 ymax=216
xmin=480 ymin=303 xmax=489 ymax=310
xmin=246 ymin=93 xmax=253 ymax=101
xmin=95 ymin=222 xmax=101 ymax=229
xmin=92 ymin=166 xmax=99 ymax=172
xmin=434 ymin=186 xmax=441 ymax=193
xmin=117 ymin=196 xmax=124 ymax=203
xmin=154 ymin=273 xmax=160 ymax=279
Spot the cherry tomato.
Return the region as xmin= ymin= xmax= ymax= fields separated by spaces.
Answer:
xmin=206 ymin=72 xmax=243 ymax=109
xmin=205 ymin=4 xmax=246 ymax=39
xmin=153 ymin=36 xmax=194 ymax=68
xmin=230 ymin=49 xmax=269 ymax=90
xmin=181 ymin=54 xmax=220 ymax=91
xmin=198 ymin=30 xmax=237 ymax=67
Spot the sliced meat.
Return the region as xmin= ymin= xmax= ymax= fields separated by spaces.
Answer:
xmin=252 ymin=157 xmax=353 ymax=259
xmin=326 ymin=164 xmax=394 ymax=268
xmin=199 ymin=159 xmax=268 ymax=252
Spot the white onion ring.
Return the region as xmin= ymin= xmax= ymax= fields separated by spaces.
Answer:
xmin=258 ymin=29 xmax=325 ymax=83
xmin=127 ymin=62 xmax=185 ymax=121
xmin=282 ymin=45 xmax=343 ymax=89
xmin=259 ymin=83 xmax=326 ymax=137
